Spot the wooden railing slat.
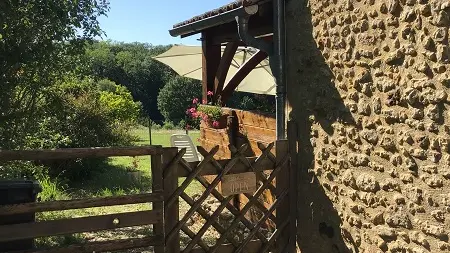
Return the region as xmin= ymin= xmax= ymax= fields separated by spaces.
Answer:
xmin=0 ymin=193 xmax=163 ymax=215
xmin=20 ymin=236 xmax=164 ymax=253
xmin=178 ymin=156 xmax=276 ymax=177
xmin=0 ymin=210 xmax=162 ymax=242
xmin=0 ymin=146 xmax=163 ymax=161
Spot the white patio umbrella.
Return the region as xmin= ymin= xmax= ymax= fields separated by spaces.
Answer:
xmin=153 ymin=45 xmax=275 ymax=95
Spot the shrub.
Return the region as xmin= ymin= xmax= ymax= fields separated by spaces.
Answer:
xmin=162 ymin=121 xmax=176 ymax=130
xmin=157 ymin=76 xmax=201 ymax=125
xmin=24 ymin=77 xmax=139 ymax=180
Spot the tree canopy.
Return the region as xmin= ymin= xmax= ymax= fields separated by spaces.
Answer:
xmin=85 ymin=41 xmax=174 ymax=120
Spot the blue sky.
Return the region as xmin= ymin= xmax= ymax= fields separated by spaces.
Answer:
xmin=98 ymin=0 xmax=232 ymax=46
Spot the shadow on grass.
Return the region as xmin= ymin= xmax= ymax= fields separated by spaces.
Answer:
xmin=67 ymin=159 xmax=153 ymax=199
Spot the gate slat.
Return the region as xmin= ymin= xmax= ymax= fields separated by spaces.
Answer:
xmin=180 ymin=192 xmax=240 ymax=247
xmin=0 ymin=193 xmax=163 ymax=215
xmin=166 ymin=144 xmax=247 ymax=243
xmin=0 ymin=146 xmax=163 ymax=161
xmin=235 ymin=190 xmax=288 ymax=253
xmin=0 ymin=210 xmax=162 ymax=242
xmin=209 ymin=152 xmax=289 ymax=253
xmin=190 ymin=150 xmax=268 ymax=243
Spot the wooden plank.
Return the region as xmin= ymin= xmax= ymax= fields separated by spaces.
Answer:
xmin=0 ymin=210 xmax=162 ymax=242
xmin=219 ymin=107 xmax=276 ymax=130
xmin=215 ymin=41 xmax=239 ymax=98
xmin=221 ymin=50 xmax=269 ymax=102
xmin=190 ymin=240 xmax=262 ymax=253
xmin=235 ymin=110 xmax=276 ymax=130
xmin=239 ymin=124 xmax=276 ymax=144
xmin=199 ymin=139 xmax=230 ymax=159
xmin=200 ymin=127 xmax=231 ymax=145
xmin=202 ymin=31 xmax=221 ymax=104
xmin=163 ymin=148 xmax=181 ymax=253
xmin=0 ymin=146 xmax=163 ymax=161
xmin=177 ymin=156 xmax=276 ymax=177
xmin=27 ymin=236 xmax=164 ymax=253
xmin=275 ymin=140 xmax=290 ymax=253
xmin=151 ymin=154 xmax=164 ymax=253
xmin=288 ymin=121 xmax=298 ymax=252
xmin=0 ymin=193 xmax=163 ymax=215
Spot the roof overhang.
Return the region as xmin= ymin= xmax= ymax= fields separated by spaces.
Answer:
xmin=169 ymin=0 xmax=273 ymax=44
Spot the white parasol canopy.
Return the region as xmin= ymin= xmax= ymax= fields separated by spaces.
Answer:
xmin=153 ymin=45 xmax=275 ymax=95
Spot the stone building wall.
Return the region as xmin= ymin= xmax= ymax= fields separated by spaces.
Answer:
xmin=286 ymin=0 xmax=449 ymax=252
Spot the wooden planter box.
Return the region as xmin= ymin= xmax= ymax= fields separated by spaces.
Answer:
xmin=199 ymin=107 xmax=276 ymax=159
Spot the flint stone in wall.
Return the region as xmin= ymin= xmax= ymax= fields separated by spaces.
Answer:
xmin=356 ymin=174 xmax=380 ymax=192
xmin=421 ymin=222 xmax=448 ymax=240
xmin=386 ymin=211 xmax=413 ymax=229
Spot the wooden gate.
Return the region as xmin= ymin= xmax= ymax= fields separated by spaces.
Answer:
xmin=0 ymin=138 xmax=296 ymax=253
xmin=158 ymin=139 xmax=296 ymax=253
xmin=0 ymin=146 xmax=165 ymax=253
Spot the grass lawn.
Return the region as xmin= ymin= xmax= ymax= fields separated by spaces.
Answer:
xmin=36 ymin=126 xmax=202 ymax=248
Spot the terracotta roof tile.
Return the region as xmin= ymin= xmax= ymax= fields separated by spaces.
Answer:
xmin=173 ymin=0 xmax=263 ymax=28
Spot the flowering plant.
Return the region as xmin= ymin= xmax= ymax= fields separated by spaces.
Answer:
xmin=186 ymin=91 xmax=223 ymax=128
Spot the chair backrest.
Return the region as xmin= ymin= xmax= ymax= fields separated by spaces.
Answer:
xmin=170 ymin=134 xmax=200 ymax=162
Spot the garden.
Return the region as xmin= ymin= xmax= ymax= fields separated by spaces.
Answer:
xmin=0 ymin=1 xmax=276 ymax=249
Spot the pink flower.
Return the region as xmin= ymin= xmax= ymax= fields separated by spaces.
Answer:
xmin=207 ymin=91 xmax=213 ymax=96
xmin=192 ymin=98 xmax=199 ymax=104
xmin=212 ymin=121 xmax=220 ymax=128
xmin=202 ymin=114 xmax=209 ymax=121
xmin=185 ymin=109 xmax=191 ymax=115
xmin=189 ymin=107 xmax=196 ymax=113
xmin=202 ymin=99 xmax=207 ymax=104
xmin=191 ymin=112 xmax=198 ymax=118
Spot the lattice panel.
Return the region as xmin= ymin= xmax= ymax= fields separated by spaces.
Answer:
xmin=163 ymin=141 xmax=291 ymax=253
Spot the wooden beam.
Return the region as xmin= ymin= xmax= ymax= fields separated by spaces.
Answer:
xmin=0 ymin=193 xmax=163 ymax=215
xmin=220 ymin=50 xmax=268 ymax=102
xmin=202 ymin=32 xmax=221 ymax=103
xmin=177 ymin=156 xmax=276 ymax=177
xmin=214 ymin=41 xmax=239 ymax=100
xmin=0 ymin=146 xmax=164 ymax=161
xmin=0 ymin=210 xmax=162 ymax=242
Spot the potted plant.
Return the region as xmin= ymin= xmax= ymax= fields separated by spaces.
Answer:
xmin=127 ymin=156 xmax=142 ymax=183
xmin=186 ymin=91 xmax=227 ymax=129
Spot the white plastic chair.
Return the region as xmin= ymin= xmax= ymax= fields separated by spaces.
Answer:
xmin=170 ymin=134 xmax=203 ymax=162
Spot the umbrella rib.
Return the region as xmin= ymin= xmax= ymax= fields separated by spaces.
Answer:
xmin=154 ymin=52 xmax=202 ymax=58
xmin=182 ymin=66 xmax=203 ymax=77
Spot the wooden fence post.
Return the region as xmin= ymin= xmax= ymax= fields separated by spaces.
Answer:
xmin=275 ymin=140 xmax=290 ymax=252
xmin=152 ymin=153 xmax=164 ymax=253
xmin=288 ymin=121 xmax=298 ymax=252
xmin=162 ymin=148 xmax=180 ymax=253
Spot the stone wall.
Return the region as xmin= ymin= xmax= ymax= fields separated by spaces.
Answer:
xmin=286 ymin=0 xmax=449 ymax=252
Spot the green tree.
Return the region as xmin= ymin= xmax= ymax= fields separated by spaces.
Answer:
xmin=85 ymin=41 xmax=174 ymax=120
xmin=157 ymin=76 xmax=202 ymax=125
xmin=0 ymin=0 xmax=109 ymax=149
